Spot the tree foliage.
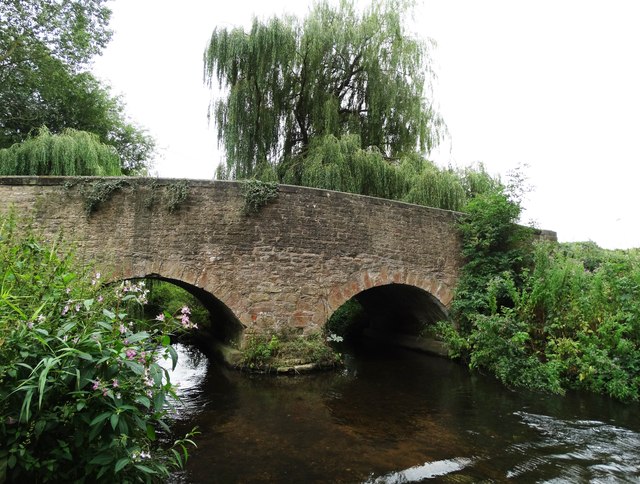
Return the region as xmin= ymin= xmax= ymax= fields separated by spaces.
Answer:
xmin=0 ymin=126 xmax=121 ymax=176
xmin=0 ymin=0 xmax=112 ymax=69
xmin=205 ymin=0 xmax=444 ymax=180
xmin=438 ymin=181 xmax=640 ymax=401
xmin=0 ymin=0 xmax=154 ymax=174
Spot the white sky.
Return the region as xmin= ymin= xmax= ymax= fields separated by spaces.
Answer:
xmin=92 ymin=0 xmax=640 ymax=250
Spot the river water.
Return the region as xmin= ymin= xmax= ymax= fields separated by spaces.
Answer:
xmin=167 ymin=342 xmax=640 ymax=483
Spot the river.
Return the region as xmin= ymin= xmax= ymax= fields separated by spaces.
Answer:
xmin=166 ymin=342 xmax=640 ymax=483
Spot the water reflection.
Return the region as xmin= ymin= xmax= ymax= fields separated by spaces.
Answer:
xmin=167 ymin=343 xmax=640 ymax=483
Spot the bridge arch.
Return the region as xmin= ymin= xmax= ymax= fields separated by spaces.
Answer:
xmin=326 ymin=269 xmax=453 ymax=316
xmin=325 ymin=270 xmax=453 ymax=354
xmin=1 ymin=177 xmax=474 ymax=350
xmin=127 ymin=274 xmax=245 ymax=345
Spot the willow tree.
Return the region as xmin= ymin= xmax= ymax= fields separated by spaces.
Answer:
xmin=204 ymin=0 xmax=444 ymax=180
xmin=0 ymin=127 xmax=121 ymax=176
xmin=0 ymin=0 xmax=155 ymax=175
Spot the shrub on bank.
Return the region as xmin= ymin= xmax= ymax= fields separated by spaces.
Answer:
xmin=439 ymin=188 xmax=640 ymax=402
xmin=0 ymin=214 xmax=196 ymax=482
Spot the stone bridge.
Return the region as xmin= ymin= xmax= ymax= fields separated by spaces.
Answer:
xmin=1 ymin=177 xmax=544 ymax=353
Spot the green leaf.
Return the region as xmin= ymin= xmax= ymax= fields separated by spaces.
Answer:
xmin=38 ymin=356 xmax=59 ymax=409
xmin=89 ymin=453 xmax=114 ymax=465
xmin=97 ymin=321 xmax=113 ymax=331
xmin=110 ymin=413 xmax=119 ymax=430
xmin=146 ymin=424 xmax=156 ymax=441
xmin=134 ymin=464 xmax=157 ymax=474
xmin=115 ymin=457 xmax=129 ymax=473
xmin=135 ymin=396 xmax=151 ymax=408
xmin=124 ymin=331 xmax=149 ymax=344
xmin=102 ymin=309 xmax=115 ymax=320
xmin=168 ymin=345 xmax=178 ymax=371
xmin=123 ymin=360 xmax=145 ymax=375
xmin=89 ymin=411 xmax=112 ymax=426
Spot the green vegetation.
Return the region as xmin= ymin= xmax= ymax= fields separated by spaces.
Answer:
xmin=238 ymin=329 xmax=341 ymax=372
xmin=438 ymin=186 xmax=640 ymax=402
xmin=241 ymin=179 xmax=279 ymax=215
xmin=204 ymin=0 xmax=501 ymax=211
xmin=142 ymin=280 xmax=209 ymax=332
xmin=205 ymin=0 xmax=443 ymax=180
xmin=325 ymin=299 xmax=367 ymax=342
xmin=0 ymin=127 xmax=122 ymax=177
xmin=165 ymin=181 xmax=190 ymax=213
xmin=82 ymin=178 xmax=127 ymax=214
xmin=0 ymin=214 xmax=197 ymax=482
xmin=1 ymin=0 xmax=154 ymax=174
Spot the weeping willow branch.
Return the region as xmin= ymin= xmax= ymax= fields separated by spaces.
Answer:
xmin=0 ymin=126 xmax=121 ymax=176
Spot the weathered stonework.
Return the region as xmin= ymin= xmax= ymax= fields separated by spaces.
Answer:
xmin=0 ymin=177 xmax=473 ymax=344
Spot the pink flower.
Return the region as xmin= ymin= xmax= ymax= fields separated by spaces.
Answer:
xmin=126 ymin=349 xmax=137 ymax=360
xmin=181 ymin=306 xmax=191 ymax=315
xmin=112 ymin=379 xmax=119 ymax=388
xmin=155 ymin=313 xmax=165 ymax=322
xmin=62 ymin=305 xmax=70 ymax=315
xmin=119 ymin=324 xmax=126 ymax=334
xmin=92 ymin=380 xmax=101 ymax=390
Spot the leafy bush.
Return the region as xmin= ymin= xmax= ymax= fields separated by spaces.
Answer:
xmin=0 ymin=214 xmax=196 ymax=482
xmin=141 ymin=280 xmax=209 ymax=332
xmin=440 ymin=185 xmax=640 ymax=401
xmin=238 ymin=329 xmax=340 ymax=371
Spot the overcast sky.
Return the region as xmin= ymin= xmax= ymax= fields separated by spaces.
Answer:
xmin=92 ymin=0 xmax=640 ymax=250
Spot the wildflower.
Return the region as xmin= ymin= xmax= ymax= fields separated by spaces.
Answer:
xmin=37 ymin=314 xmax=46 ymax=323
xmin=97 ymin=295 xmax=104 ymax=303
xmin=116 ymin=392 xmax=121 ymax=399
xmin=119 ymin=324 xmax=126 ymax=334
xmin=66 ymin=287 xmax=71 ymax=294
xmin=62 ymin=305 xmax=70 ymax=315
xmin=112 ymin=379 xmax=119 ymax=388
xmin=181 ymin=306 xmax=191 ymax=315
xmin=126 ymin=349 xmax=137 ymax=360
xmin=155 ymin=313 xmax=165 ymax=322
xmin=27 ymin=321 xmax=34 ymax=329
xmin=75 ymin=303 xmax=81 ymax=312
xmin=92 ymin=380 xmax=101 ymax=390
